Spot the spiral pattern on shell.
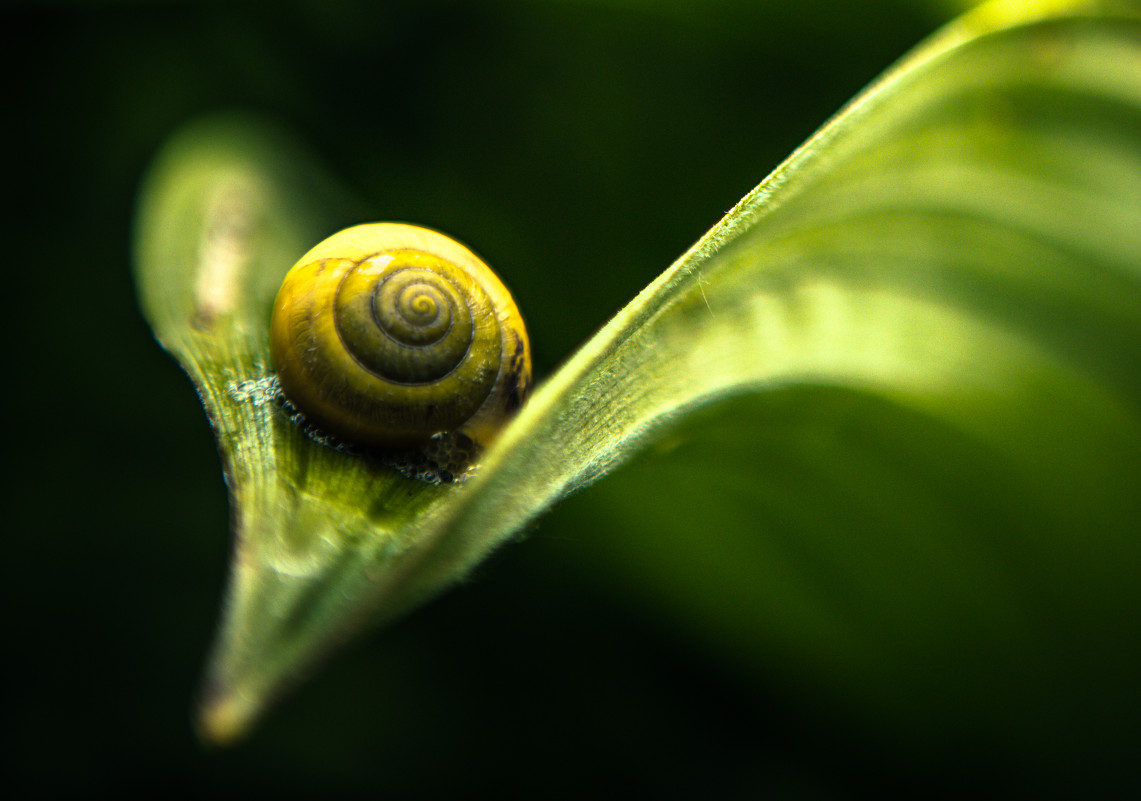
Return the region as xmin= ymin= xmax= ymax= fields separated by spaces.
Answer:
xmin=270 ymin=223 xmax=531 ymax=449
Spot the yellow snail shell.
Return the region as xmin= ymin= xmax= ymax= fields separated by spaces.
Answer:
xmin=270 ymin=223 xmax=531 ymax=450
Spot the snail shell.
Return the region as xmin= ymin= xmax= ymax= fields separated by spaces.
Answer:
xmin=270 ymin=223 xmax=531 ymax=450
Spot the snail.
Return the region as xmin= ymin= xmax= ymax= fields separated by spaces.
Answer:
xmin=270 ymin=223 xmax=531 ymax=454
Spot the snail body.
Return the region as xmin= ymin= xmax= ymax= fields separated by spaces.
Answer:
xmin=270 ymin=223 xmax=531 ymax=450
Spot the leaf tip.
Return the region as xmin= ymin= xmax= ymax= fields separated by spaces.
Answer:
xmin=195 ymin=678 xmax=262 ymax=748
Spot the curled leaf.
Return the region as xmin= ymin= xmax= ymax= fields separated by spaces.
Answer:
xmin=135 ymin=0 xmax=1141 ymax=761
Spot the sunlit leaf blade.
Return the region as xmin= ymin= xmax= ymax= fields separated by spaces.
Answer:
xmin=489 ymin=0 xmax=1141 ymax=773
xmin=134 ymin=0 xmax=1141 ymax=752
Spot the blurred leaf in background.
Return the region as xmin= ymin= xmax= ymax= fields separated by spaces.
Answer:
xmin=8 ymin=0 xmax=1141 ymax=797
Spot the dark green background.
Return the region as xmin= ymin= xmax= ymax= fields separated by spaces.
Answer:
xmin=6 ymin=0 xmax=1068 ymax=796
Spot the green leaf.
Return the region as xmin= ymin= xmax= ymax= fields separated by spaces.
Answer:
xmin=134 ymin=0 xmax=1141 ymax=761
